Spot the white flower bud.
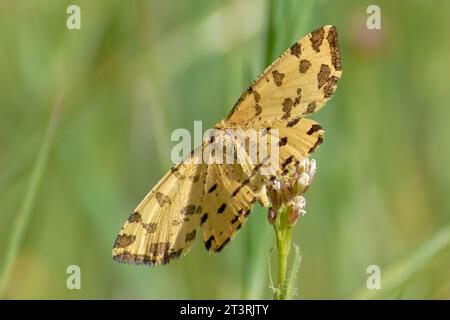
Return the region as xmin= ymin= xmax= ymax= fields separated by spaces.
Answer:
xmin=309 ymin=159 xmax=317 ymax=176
xmin=273 ymin=179 xmax=281 ymax=191
xmin=294 ymin=195 xmax=306 ymax=208
xmin=298 ymin=172 xmax=310 ymax=187
xmin=298 ymin=158 xmax=308 ymax=172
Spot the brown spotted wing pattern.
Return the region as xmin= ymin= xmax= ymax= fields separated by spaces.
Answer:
xmin=113 ymin=25 xmax=341 ymax=265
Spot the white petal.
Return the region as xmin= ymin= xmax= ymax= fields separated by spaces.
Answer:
xmin=309 ymin=159 xmax=317 ymax=175
xmin=295 ymin=195 xmax=306 ymax=209
xmin=299 ymin=158 xmax=308 ymax=171
xmin=273 ymin=179 xmax=281 ymax=191
xmin=298 ymin=172 xmax=310 ymax=187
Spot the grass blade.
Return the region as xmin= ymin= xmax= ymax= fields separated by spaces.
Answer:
xmin=265 ymin=0 xmax=277 ymax=65
xmin=0 ymin=98 xmax=61 ymax=297
xmin=353 ymin=225 xmax=450 ymax=299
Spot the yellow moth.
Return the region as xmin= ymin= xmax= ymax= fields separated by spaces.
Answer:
xmin=113 ymin=25 xmax=342 ymax=266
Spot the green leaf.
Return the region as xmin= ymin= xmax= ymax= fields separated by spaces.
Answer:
xmin=285 ymin=243 xmax=302 ymax=300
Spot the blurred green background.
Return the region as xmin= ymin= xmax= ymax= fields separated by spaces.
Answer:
xmin=1 ymin=0 xmax=449 ymax=299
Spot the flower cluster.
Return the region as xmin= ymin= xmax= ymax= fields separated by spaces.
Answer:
xmin=266 ymin=158 xmax=317 ymax=226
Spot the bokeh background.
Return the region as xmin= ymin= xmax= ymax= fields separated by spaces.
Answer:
xmin=1 ymin=0 xmax=449 ymax=299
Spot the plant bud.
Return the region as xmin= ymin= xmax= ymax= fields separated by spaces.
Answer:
xmin=267 ymin=207 xmax=277 ymax=225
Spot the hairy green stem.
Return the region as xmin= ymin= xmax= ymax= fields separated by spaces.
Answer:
xmin=273 ymin=207 xmax=294 ymax=300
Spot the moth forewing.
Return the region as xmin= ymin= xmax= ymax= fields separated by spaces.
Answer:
xmin=226 ymin=25 xmax=342 ymax=125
